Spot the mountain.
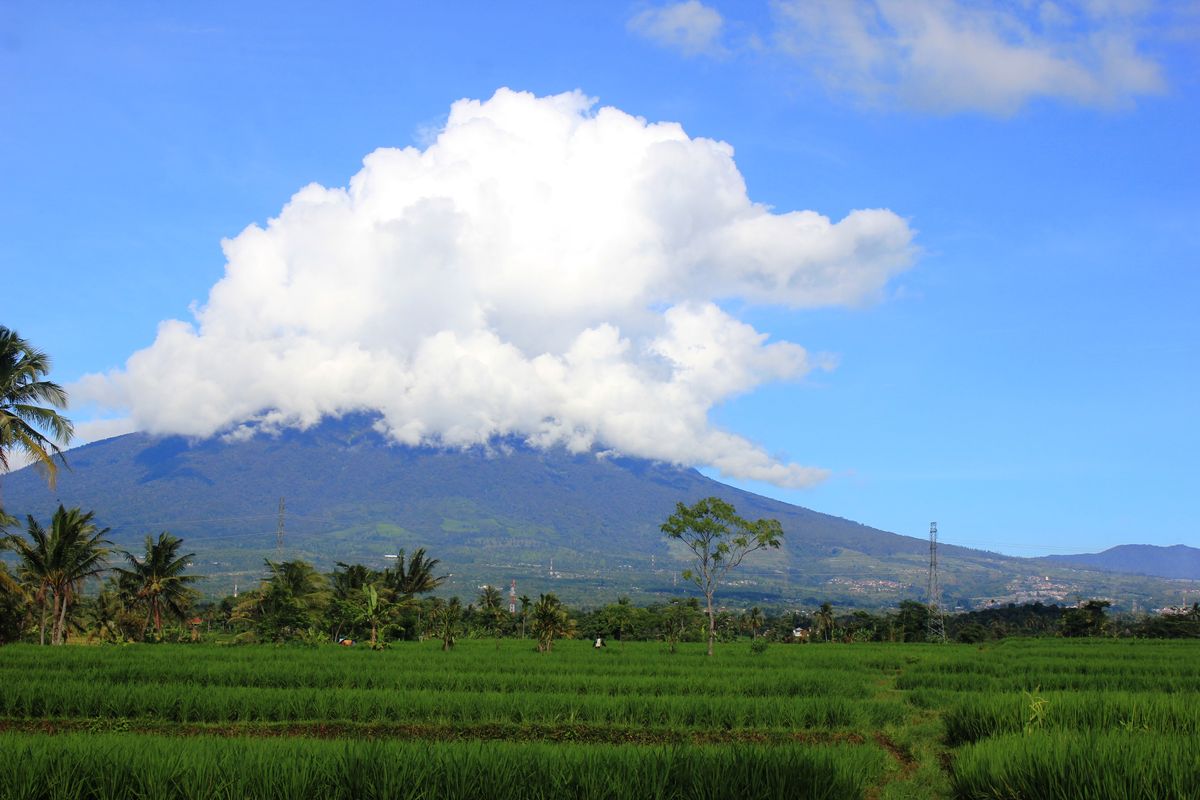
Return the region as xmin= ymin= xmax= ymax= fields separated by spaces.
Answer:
xmin=1041 ymin=545 xmax=1200 ymax=582
xmin=2 ymin=414 xmax=1194 ymax=609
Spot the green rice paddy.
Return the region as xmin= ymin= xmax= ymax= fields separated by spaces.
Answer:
xmin=0 ymin=639 xmax=1196 ymax=799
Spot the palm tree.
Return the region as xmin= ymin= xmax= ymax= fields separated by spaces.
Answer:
xmin=5 ymin=506 xmax=110 ymax=644
xmin=88 ymin=584 xmax=126 ymax=643
xmin=747 ymin=605 xmax=765 ymax=639
xmin=816 ymin=602 xmax=835 ymax=643
xmin=531 ymin=593 xmax=574 ymax=653
xmin=0 ymin=326 xmax=73 ymax=489
xmin=384 ymin=547 xmax=447 ymax=597
xmin=518 ymin=594 xmax=531 ymax=639
xmin=115 ymin=532 xmax=198 ymax=640
xmin=329 ymin=562 xmax=380 ymax=642
xmin=477 ymin=584 xmax=505 ymax=641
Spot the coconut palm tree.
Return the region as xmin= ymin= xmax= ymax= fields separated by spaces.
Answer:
xmin=476 ymin=584 xmax=505 ymax=641
xmin=816 ymin=602 xmax=835 ymax=643
xmin=531 ymin=593 xmax=574 ymax=653
xmin=5 ymin=506 xmax=110 ymax=644
xmin=0 ymin=326 xmax=73 ymax=489
xmin=518 ymin=594 xmax=531 ymax=639
xmin=746 ymin=605 xmax=765 ymax=639
xmin=385 ymin=547 xmax=447 ymax=597
xmin=329 ymin=562 xmax=380 ymax=642
xmin=115 ymin=532 xmax=198 ymax=640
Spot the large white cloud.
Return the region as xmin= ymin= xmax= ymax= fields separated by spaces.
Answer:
xmin=76 ymin=88 xmax=914 ymax=488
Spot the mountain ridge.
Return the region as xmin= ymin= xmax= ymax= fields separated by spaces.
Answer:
xmin=1040 ymin=544 xmax=1200 ymax=582
xmin=2 ymin=415 xmax=1195 ymax=609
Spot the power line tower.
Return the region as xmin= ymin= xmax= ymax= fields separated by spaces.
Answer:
xmin=926 ymin=521 xmax=946 ymax=642
xmin=275 ymin=497 xmax=285 ymax=556
xmin=509 ymin=579 xmax=517 ymax=615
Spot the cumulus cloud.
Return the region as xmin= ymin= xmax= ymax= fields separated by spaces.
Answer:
xmin=771 ymin=0 xmax=1165 ymax=114
xmin=629 ymin=1 xmax=727 ymax=56
xmin=75 ymin=88 xmax=915 ymax=488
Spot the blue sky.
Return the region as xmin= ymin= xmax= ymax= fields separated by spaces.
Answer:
xmin=3 ymin=1 xmax=1197 ymax=556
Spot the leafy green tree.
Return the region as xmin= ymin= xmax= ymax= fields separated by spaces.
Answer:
xmin=660 ymin=597 xmax=703 ymax=653
xmin=1136 ymin=604 xmax=1200 ymax=639
xmin=5 ymin=506 xmax=110 ymax=644
xmin=236 ymin=559 xmax=330 ymax=641
xmin=1061 ymin=599 xmax=1111 ymax=638
xmin=531 ymin=593 xmax=574 ymax=652
xmin=607 ymin=596 xmax=634 ymax=644
xmin=0 ymin=326 xmax=73 ymax=489
xmin=115 ymin=532 xmax=198 ymax=640
xmin=0 ymin=562 xmax=28 ymax=643
xmin=957 ymin=622 xmax=989 ymax=643
xmin=896 ymin=600 xmax=929 ymax=642
xmin=661 ymin=497 xmax=783 ymax=656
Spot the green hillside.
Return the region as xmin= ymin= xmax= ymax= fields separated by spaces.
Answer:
xmin=3 ymin=415 xmax=1193 ymax=609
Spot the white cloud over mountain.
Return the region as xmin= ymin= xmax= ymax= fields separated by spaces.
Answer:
xmin=75 ymin=89 xmax=914 ymax=488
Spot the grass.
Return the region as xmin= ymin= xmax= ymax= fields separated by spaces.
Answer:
xmin=0 ymin=639 xmax=1197 ymax=799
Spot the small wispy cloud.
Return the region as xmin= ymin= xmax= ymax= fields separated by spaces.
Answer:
xmin=771 ymin=0 xmax=1165 ymax=114
xmin=631 ymin=0 xmax=1172 ymax=115
xmin=629 ymin=1 xmax=728 ymax=57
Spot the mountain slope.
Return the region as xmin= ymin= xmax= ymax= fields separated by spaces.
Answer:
xmin=1041 ymin=545 xmax=1200 ymax=581
xmin=2 ymin=415 xmax=1192 ymax=609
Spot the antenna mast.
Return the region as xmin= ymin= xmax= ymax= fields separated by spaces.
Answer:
xmin=927 ymin=521 xmax=946 ymax=642
xmin=276 ymin=497 xmax=285 ymax=556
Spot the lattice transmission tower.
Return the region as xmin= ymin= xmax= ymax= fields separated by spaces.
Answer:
xmin=927 ymin=521 xmax=947 ymax=642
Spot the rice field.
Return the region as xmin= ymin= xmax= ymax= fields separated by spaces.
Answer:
xmin=0 ymin=638 xmax=1196 ymax=799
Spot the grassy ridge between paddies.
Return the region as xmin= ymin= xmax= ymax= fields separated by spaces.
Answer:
xmin=0 ymin=732 xmax=886 ymax=800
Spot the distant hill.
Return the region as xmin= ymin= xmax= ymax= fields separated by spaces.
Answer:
xmin=1041 ymin=545 xmax=1200 ymax=581
xmin=3 ymin=414 xmax=1194 ymax=609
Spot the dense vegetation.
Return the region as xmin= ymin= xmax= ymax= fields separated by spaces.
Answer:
xmin=0 ymin=639 xmax=1197 ymax=799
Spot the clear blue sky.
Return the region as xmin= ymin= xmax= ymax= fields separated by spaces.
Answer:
xmin=3 ymin=2 xmax=1197 ymax=556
